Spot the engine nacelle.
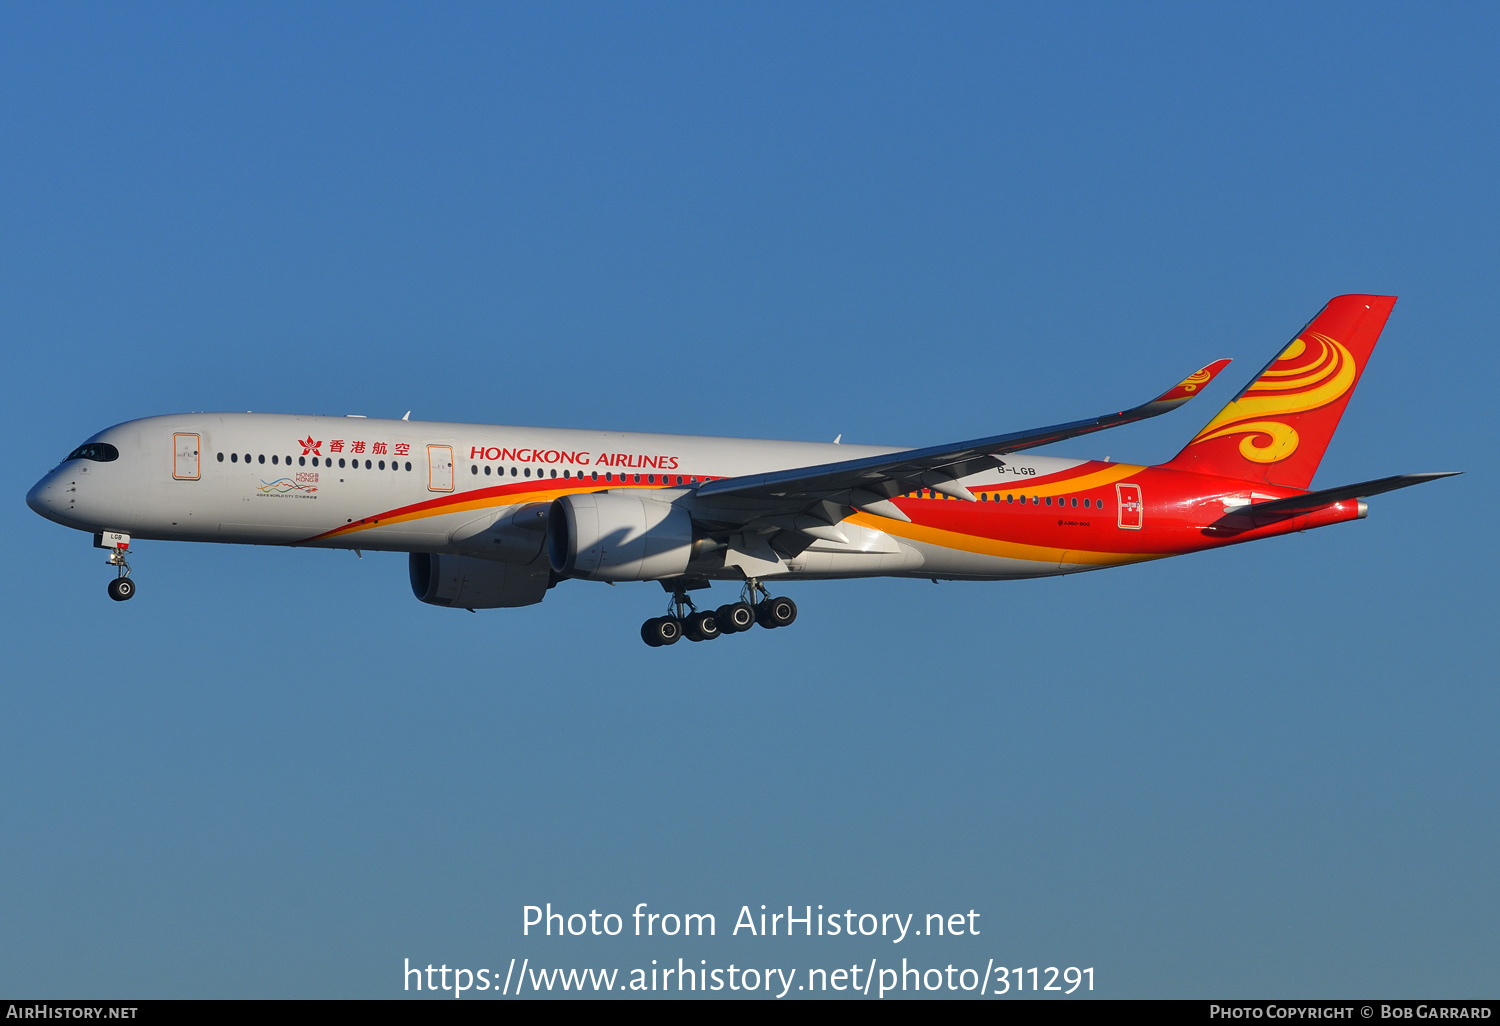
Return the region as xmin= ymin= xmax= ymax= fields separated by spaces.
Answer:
xmin=408 ymin=553 xmax=550 ymax=608
xmin=547 ymin=492 xmax=692 ymax=581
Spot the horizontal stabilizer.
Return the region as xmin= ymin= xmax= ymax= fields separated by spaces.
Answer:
xmin=1239 ymin=472 xmax=1460 ymax=516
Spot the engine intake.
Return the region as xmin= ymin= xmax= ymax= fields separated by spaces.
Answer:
xmin=547 ymin=492 xmax=692 ymax=581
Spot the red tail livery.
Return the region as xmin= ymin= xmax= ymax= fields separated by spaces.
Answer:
xmin=1163 ymin=295 xmax=1396 ymax=489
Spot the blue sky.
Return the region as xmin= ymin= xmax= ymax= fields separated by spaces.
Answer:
xmin=2 ymin=3 xmax=1495 ymax=998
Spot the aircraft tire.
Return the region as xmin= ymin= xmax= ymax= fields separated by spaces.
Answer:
xmin=649 ymin=617 xmax=683 ymax=646
xmin=107 ymin=578 xmax=135 ymax=602
xmin=754 ymin=599 xmax=777 ymax=628
xmin=687 ymin=610 xmax=721 ymax=642
xmin=718 ymin=602 xmax=755 ymax=633
xmin=764 ymin=596 xmax=797 ymax=628
xmin=641 ymin=618 xmax=664 ymax=647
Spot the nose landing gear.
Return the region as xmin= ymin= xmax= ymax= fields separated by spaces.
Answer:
xmin=96 ymin=532 xmax=135 ymax=601
xmin=639 ymin=579 xmax=796 ymax=647
xmin=105 ymin=548 xmax=135 ymax=602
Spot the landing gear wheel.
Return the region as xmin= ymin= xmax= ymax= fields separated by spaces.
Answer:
xmin=685 ymin=610 xmax=722 ymax=642
xmin=642 ymin=616 xmax=682 ymax=647
xmin=717 ymin=602 xmax=755 ymax=634
xmin=756 ymin=596 xmax=797 ymax=628
xmin=107 ymin=577 xmax=136 ymax=602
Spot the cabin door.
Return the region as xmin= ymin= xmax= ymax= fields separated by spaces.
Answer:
xmin=172 ymin=433 xmax=200 ymax=480
xmin=427 ymin=445 xmax=454 ymax=492
xmin=1116 ymin=482 xmax=1143 ymax=530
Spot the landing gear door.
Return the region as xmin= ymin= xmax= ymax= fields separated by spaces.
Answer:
xmin=427 ymin=445 xmax=455 ymax=492
xmin=1116 ymin=482 xmax=1143 ymax=530
xmin=172 ymin=433 xmax=200 ymax=480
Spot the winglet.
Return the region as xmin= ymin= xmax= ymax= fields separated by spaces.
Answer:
xmin=1141 ymin=358 xmax=1232 ymax=412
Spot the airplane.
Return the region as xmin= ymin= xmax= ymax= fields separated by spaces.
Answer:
xmin=27 ymin=294 xmax=1457 ymax=647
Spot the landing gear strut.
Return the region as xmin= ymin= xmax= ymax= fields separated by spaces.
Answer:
xmin=639 ymin=578 xmax=796 ymax=647
xmin=105 ymin=548 xmax=135 ymax=602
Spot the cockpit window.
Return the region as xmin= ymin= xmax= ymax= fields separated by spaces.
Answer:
xmin=65 ymin=443 xmax=119 ymax=463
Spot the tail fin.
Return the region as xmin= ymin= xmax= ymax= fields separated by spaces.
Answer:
xmin=1161 ymin=294 xmax=1396 ymax=489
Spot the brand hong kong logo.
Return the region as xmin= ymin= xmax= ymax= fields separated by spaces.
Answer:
xmin=299 ymin=436 xmax=323 ymax=457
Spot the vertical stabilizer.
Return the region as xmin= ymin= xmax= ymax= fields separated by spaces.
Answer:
xmin=1161 ymin=295 xmax=1396 ymax=489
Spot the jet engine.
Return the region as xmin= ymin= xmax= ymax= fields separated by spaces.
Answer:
xmin=547 ymin=492 xmax=693 ymax=581
xmin=408 ymin=552 xmax=550 ymax=608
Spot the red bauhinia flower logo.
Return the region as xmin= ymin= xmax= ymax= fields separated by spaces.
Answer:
xmin=298 ymin=436 xmax=322 ymax=456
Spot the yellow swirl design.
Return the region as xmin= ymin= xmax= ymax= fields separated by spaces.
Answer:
xmin=1187 ymin=332 xmax=1354 ymax=463
xmin=1194 ymin=420 xmax=1300 ymax=463
xmin=1179 ymin=367 xmax=1213 ymax=392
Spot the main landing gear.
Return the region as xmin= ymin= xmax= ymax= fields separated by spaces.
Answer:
xmin=640 ymin=579 xmax=797 ymax=648
xmin=105 ymin=548 xmax=135 ymax=602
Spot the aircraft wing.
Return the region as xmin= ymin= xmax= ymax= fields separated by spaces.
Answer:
xmin=693 ymin=358 xmax=1231 ymax=526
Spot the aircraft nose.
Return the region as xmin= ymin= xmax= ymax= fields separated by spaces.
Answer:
xmin=26 ymin=475 xmax=53 ymax=516
xmin=26 ymin=470 xmax=67 ymax=522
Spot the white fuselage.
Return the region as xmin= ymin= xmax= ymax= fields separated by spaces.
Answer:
xmin=27 ymin=412 xmax=1091 ymax=581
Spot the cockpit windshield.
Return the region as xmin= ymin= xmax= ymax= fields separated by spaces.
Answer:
xmin=65 ymin=442 xmax=119 ymax=463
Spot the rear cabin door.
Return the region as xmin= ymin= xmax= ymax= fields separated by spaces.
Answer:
xmin=427 ymin=445 xmax=454 ymax=492
xmin=1116 ymin=482 xmax=1143 ymax=530
xmin=172 ymin=433 xmax=201 ymax=480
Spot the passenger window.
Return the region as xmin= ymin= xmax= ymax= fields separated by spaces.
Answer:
xmin=648 ymin=474 xmax=655 ymax=483
xmin=592 ymin=471 xmax=599 ymax=481
xmin=1031 ymin=495 xmax=1039 ymax=505
xmin=216 ymin=452 xmax=224 ymax=462
xmin=379 ymin=460 xmax=386 ymax=470
xmin=1071 ymin=497 xmax=1077 ymax=507
xmin=981 ymin=493 xmax=988 ymax=501
xmin=405 ymin=462 xmax=412 ymax=471
xmin=634 ymin=474 xmax=641 ymax=483
xmin=272 ymin=455 xmax=279 ymax=465
xmin=483 ymin=465 xmax=491 ymax=475
xmin=231 ymin=453 xmax=238 ymax=463
xmin=551 ymin=468 xmax=557 ymax=478
xmin=258 ymin=454 xmax=265 ymax=464
xmin=1045 ymin=496 xmax=1052 ymax=506
xmin=1006 ymin=494 xmax=1013 ymax=503
xmin=524 ymin=467 xmax=531 ymax=477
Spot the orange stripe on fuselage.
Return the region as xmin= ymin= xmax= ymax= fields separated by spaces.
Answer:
xmin=853 ymin=462 xmax=1170 ymax=567
xmin=847 ymin=512 xmax=1167 ymax=567
xmin=303 ymin=480 xmax=597 ymax=543
xmin=969 ymin=461 xmax=1142 ymax=499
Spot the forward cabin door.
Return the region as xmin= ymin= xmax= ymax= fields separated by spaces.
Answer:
xmin=1116 ymin=482 xmax=1143 ymax=530
xmin=172 ymin=433 xmax=201 ymax=480
xmin=427 ymin=445 xmax=454 ymax=492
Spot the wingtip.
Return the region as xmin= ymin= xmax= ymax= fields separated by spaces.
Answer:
xmin=1149 ymin=358 xmax=1233 ymax=405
